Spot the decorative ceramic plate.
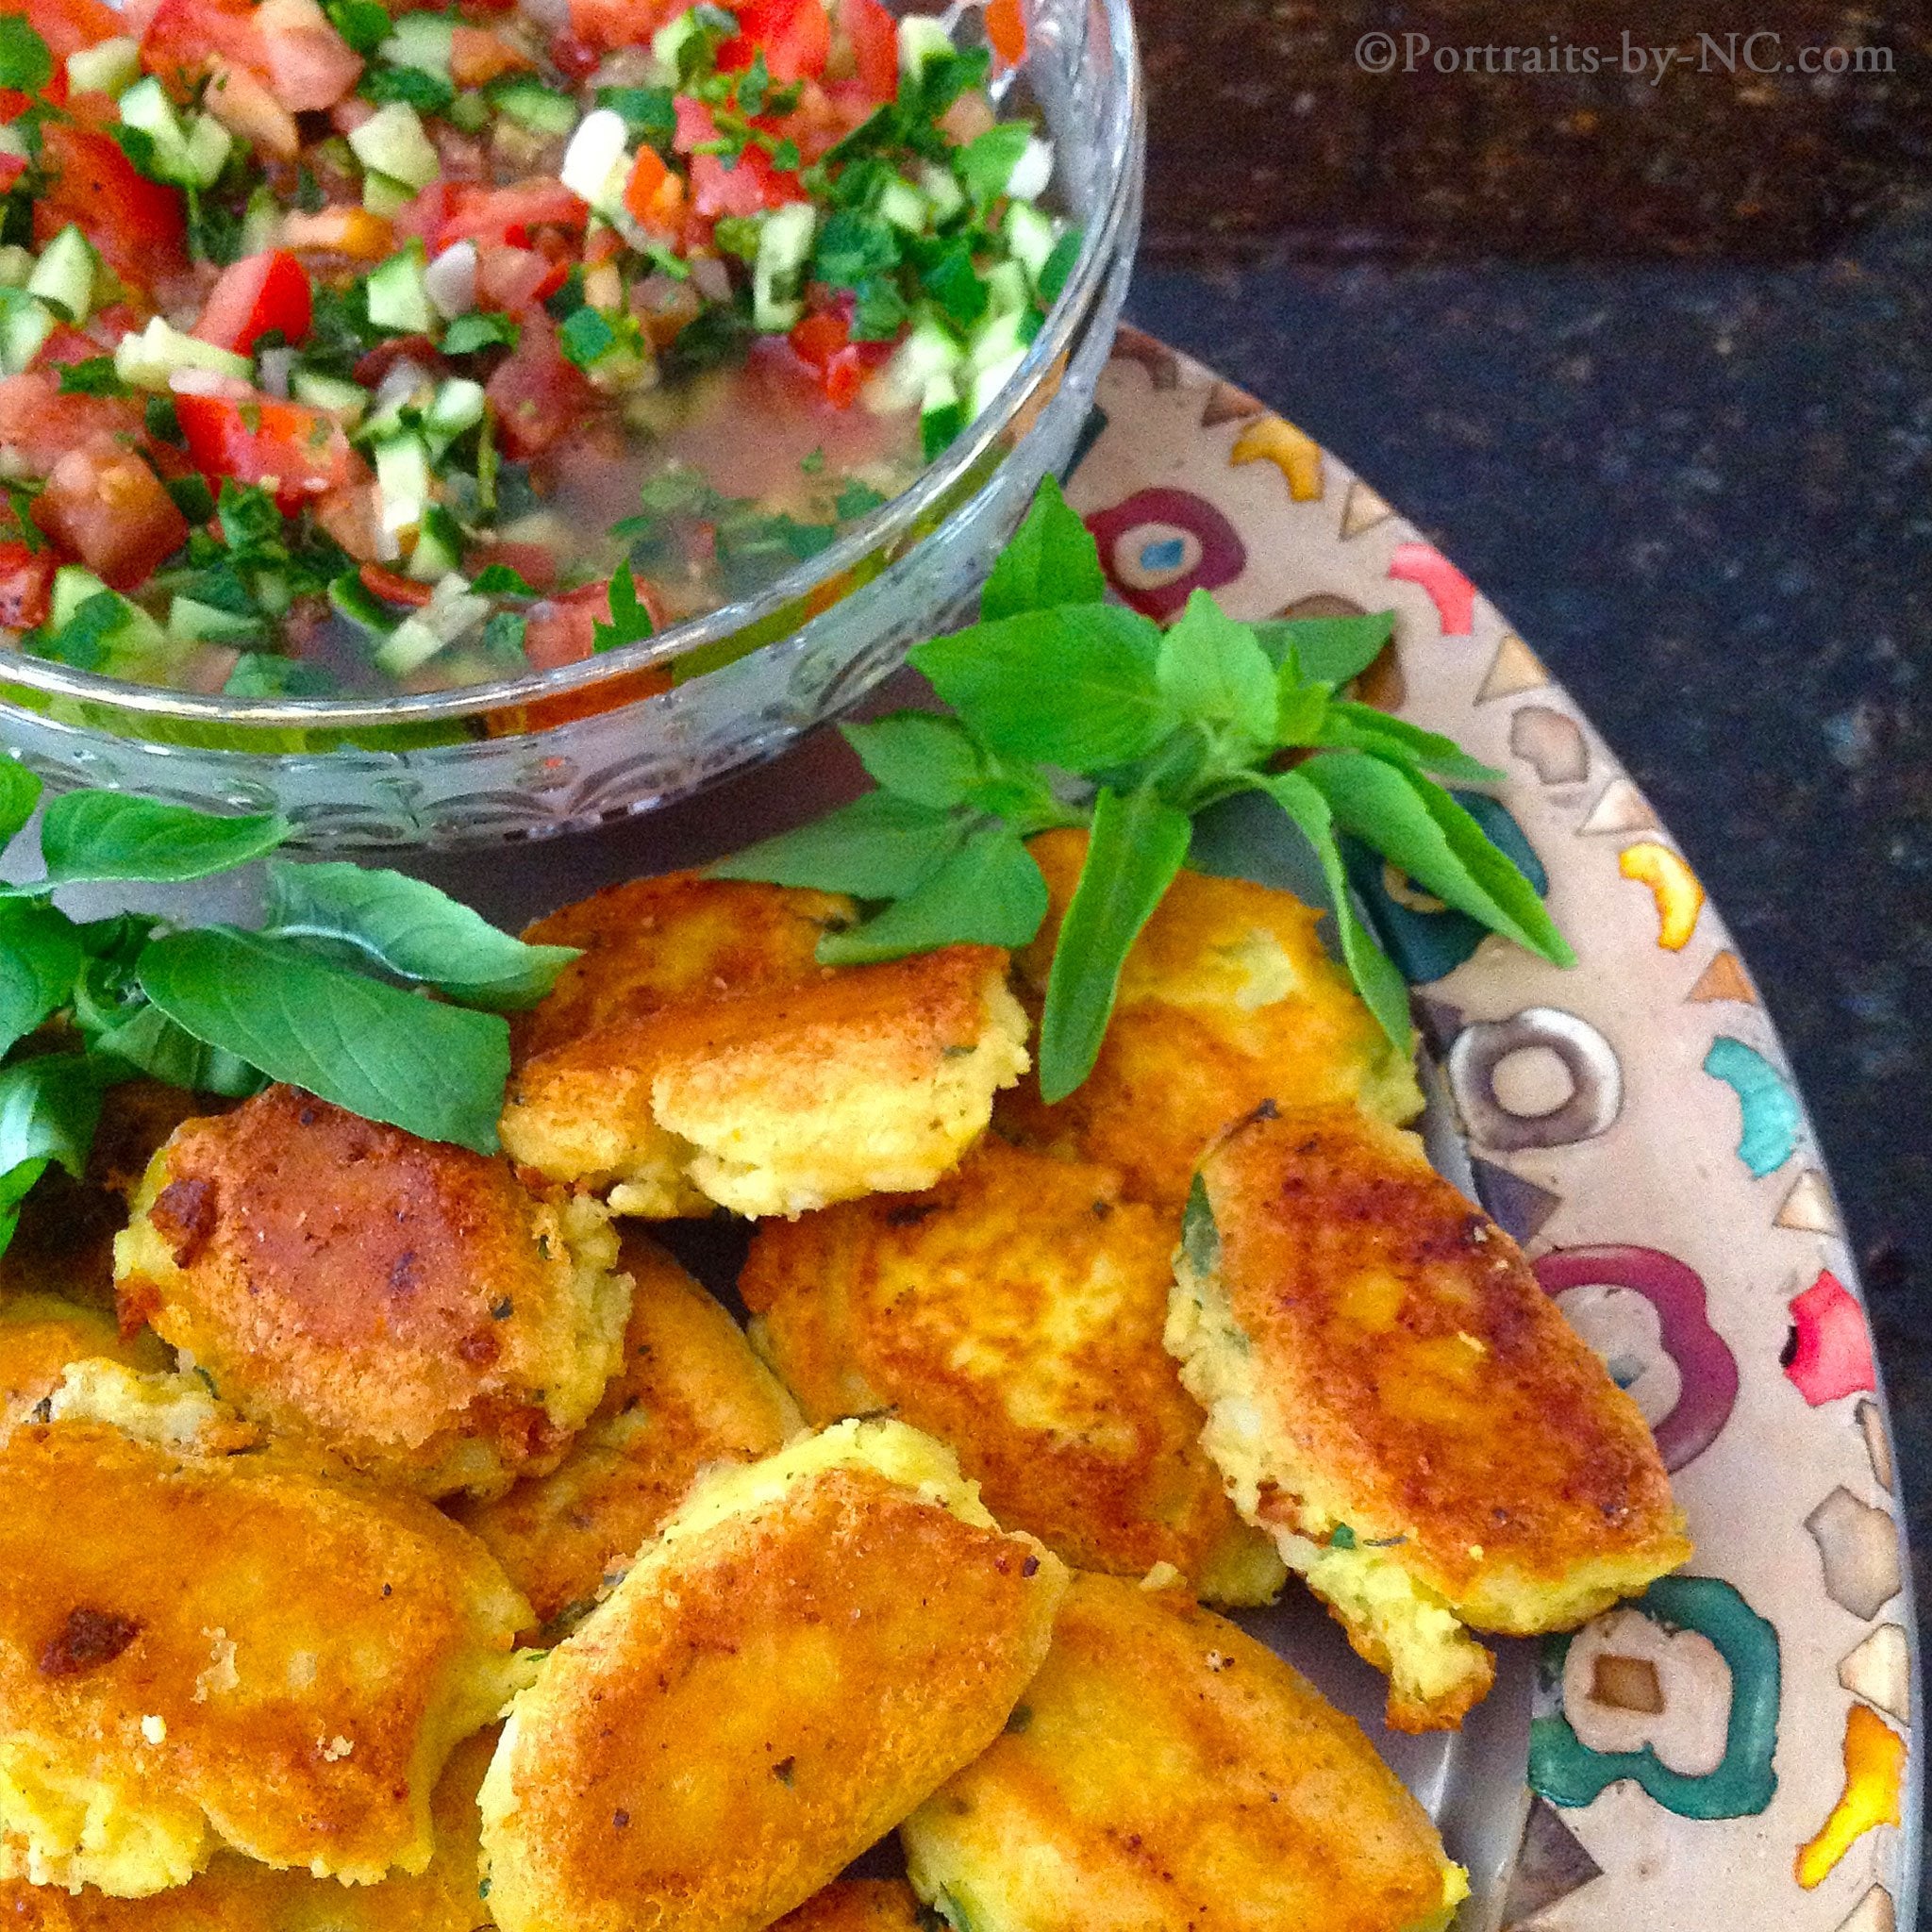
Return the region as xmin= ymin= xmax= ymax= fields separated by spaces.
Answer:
xmin=42 ymin=325 xmax=1922 ymax=1931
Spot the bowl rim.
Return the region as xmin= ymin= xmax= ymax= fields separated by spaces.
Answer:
xmin=0 ymin=0 xmax=1142 ymax=732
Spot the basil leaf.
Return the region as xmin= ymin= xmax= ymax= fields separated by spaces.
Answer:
xmin=816 ymin=825 xmax=1047 ymax=965
xmin=979 ymin=474 xmax=1105 ymax=621
xmin=911 ymin=605 xmax=1168 ymax=773
xmin=36 ymin=792 xmax=291 ymax=889
xmin=1314 ymin=701 xmax=1503 ymax=783
xmin=0 ymin=901 xmax=81 ymax=1057
xmin=262 ymin=861 xmax=579 ymax=1011
xmin=0 ymin=759 xmax=40 ymax=846
xmin=1297 ymin=751 xmax=1574 ymax=966
xmin=955 ymin=122 xmax=1031 ymax=205
xmin=710 ymin=791 xmax=968 ymax=900
xmin=591 ymin=562 xmax=655 ymax=653
xmin=1252 ymin=611 xmax=1393 ymax=686
xmin=1261 ymin=771 xmax=1413 ymax=1047
xmin=1038 ymin=785 xmax=1191 ymax=1102
xmin=0 ymin=1054 xmax=99 ymax=1185
xmin=441 ymin=311 xmax=521 ymax=357
xmin=88 ymin=999 xmax=266 ymax=1097
xmin=137 ymin=927 xmax=510 ymax=1153
xmin=1155 ymin=590 xmax=1277 ymax=746
xmin=840 ymin=712 xmax=985 ymax=809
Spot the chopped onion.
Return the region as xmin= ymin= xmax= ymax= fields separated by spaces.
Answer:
xmin=425 ymin=240 xmax=477 ymax=320
xmin=1007 ymin=137 xmax=1054 ymax=202
xmin=559 ymin=108 xmax=629 ymax=206
xmin=168 ymin=366 xmax=254 ymax=399
xmin=375 ymin=358 xmax=431 ymax=413
xmin=257 ymin=346 xmax=294 ymax=398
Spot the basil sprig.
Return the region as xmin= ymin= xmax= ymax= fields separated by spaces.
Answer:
xmin=716 ymin=476 xmax=1573 ymax=1102
xmin=0 ymin=777 xmax=579 ymax=1253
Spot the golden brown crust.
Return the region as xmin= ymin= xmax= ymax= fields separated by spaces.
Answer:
xmin=0 ymin=1728 xmax=500 ymax=1931
xmin=900 ymin=1572 xmax=1462 ymax=1932
xmin=1201 ymin=1107 xmax=1691 ymax=1616
xmin=771 ymin=1881 xmax=927 ymax=1932
xmin=0 ymin=1421 xmax=528 ymax=1891
xmin=997 ymin=831 xmax=1422 ymax=1207
xmin=112 ymin=1088 xmax=627 ymax=1500
xmin=514 ymin=874 xmax=852 ymax=1064
xmin=0 ymin=1298 xmax=168 ymax=1431
xmin=741 ymin=1140 xmax=1276 ymax=1600
xmin=480 ymin=1460 xmax=1064 ymax=1932
xmin=504 ymin=886 xmax=1028 ymax=1219
xmin=454 ymin=1233 xmax=799 ymax=1626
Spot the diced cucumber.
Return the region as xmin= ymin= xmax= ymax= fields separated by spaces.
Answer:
xmin=362 ymin=170 xmax=414 ymax=218
xmin=365 ymin=242 xmax=434 ymax=334
xmin=50 ymin=565 xmax=112 ymax=630
xmin=51 ymin=566 xmax=168 ymax=655
xmin=877 ymin=178 xmax=927 ymax=234
xmin=167 ymin=594 xmax=263 ymax=644
xmin=117 ymin=75 xmax=186 ymax=152
xmin=328 ymin=571 xmax=399 ymax=636
xmin=0 ymin=289 xmax=52 ymax=375
xmin=919 ymin=371 xmax=964 ymax=458
xmin=970 ymin=345 xmax=1024 ymax=417
xmin=375 ymin=575 xmax=488 ymax=675
xmin=348 ymin=103 xmax=441 ymax=192
xmin=650 ymin=8 xmax=698 ymax=72
xmin=966 ymin=305 xmax=1027 ymax=375
xmin=867 ymin=315 xmax=963 ymax=412
xmin=291 ymin=369 xmax=371 ymax=424
xmin=423 ymin=376 xmax=486 ymax=456
xmin=117 ymin=76 xmax=233 ymax=190
xmin=408 ymin=501 xmax=464 ymax=580
xmin=26 ymin=225 xmax=96 ymax=324
xmin=491 ymin=79 xmax=578 ymax=138
xmin=113 ymin=316 xmax=251 ymax=390
xmin=898 ymin=14 xmax=954 ymax=80
xmin=916 ymin=160 xmax=966 ymax=226
xmin=378 ymin=11 xmax=455 ymax=75
xmin=374 ymin=432 xmax=432 ymax=535
xmin=0 ymin=122 xmax=28 ymax=161
xmin=982 ymin=258 xmax=1029 ymax=320
xmin=752 ymin=201 xmax=815 ymax=334
xmin=559 ymin=108 xmax=629 ymax=210
xmin=445 ymin=89 xmax=489 ymax=134
xmin=1006 ymin=137 xmax=1054 ymax=202
xmin=0 ymin=248 xmax=32 ymax=291
xmin=66 ymin=34 xmax=140 ymax=97
xmin=239 ymin=181 xmax=279 ymax=258
xmin=1003 ymin=200 xmax=1057 ymax=282
xmin=178 ymin=111 xmax=234 ymax=189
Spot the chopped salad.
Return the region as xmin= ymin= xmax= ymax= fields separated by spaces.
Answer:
xmin=0 ymin=0 xmax=1074 ymax=694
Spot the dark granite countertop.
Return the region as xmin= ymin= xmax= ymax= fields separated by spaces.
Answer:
xmin=1125 ymin=196 xmax=1931 ymax=1620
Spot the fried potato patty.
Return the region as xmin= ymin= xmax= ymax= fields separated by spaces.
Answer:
xmin=0 ymin=1727 xmax=500 ymax=1931
xmin=0 ymin=1407 xmax=530 ymax=1895
xmin=1167 ymin=1106 xmax=1692 ymax=1731
xmin=113 ymin=1087 xmax=630 ymax=1500
xmin=901 ymin=1573 xmax=1466 ymax=1932
xmin=772 ymin=1880 xmax=927 ymax=1932
xmin=454 ymin=1233 xmax=801 ymax=1628
xmin=0 ymin=1297 xmax=167 ymax=1431
xmin=478 ymin=1419 xmax=1066 ymax=1932
xmin=997 ymin=831 xmax=1423 ymax=1206
xmin=741 ymin=1140 xmax=1282 ymax=1603
xmin=500 ymin=874 xmax=1028 ymax=1218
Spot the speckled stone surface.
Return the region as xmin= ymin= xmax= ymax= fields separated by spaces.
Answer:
xmin=1125 ymin=201 xmax=1932 ymax=1627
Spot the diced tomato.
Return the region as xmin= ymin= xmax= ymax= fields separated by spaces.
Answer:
xmin=202 ymin=55 xmax=301 ymax=157
xmin=439 ymin=179 xmax=588 ymax=249
xmin=548 ymin=24 xmax=601 ymax=73
xmin=0 ymin=372 xmax=143 ymax=475
xmin=0 ymin=0 xmax=121 ymax=62
xmin=985 ymin=0 xmax=1025 ymax=67
xmin=524 ymin=575 xmax=670 ymax=669
xmin=690 ymin=144 xmax=804 ymax=218
xmin=475 ymin=242 xmax=567 ymax=315
xmin=0 ymin=154 xmax=25 ymax=194
xmin=784 ymin=306 xmax=886 ymax=407
xmin=621 ymin=145 xmax=686 ymax=237
xmin=449 ymin=24 xmax=531 ymax=84
xmin=194 ymin=250 xmax=312 ymax=355
xmin=138 ymin=0 xmax=261 ymax=90
xmin=251 ymin=0 xmax=360 ymax=106
xmin=359 ymin=560 xmax=435 ymax=608
xmin=718 ymin=0 xmax=829 ymax=81
xmin=464 ymin=539 xmax=557 ymax=591
xmin=837 ymin=0 xmax=896 ymax=101
xmin=0 ymin=542 xmax=55 ymax=631
xmin=175 ymin=390 xmax=356 ymax=512
xmin=33 ymin=436 xmax=189 ymax=590
xmin=484 ymin=313 xmax=594 ymax=459
xmin=33 ymin=324 xmax=103 ymax=368
xmin=35 ymin=124 xmax=188 ymax=290
xmin=313 ymin=479 xmax=380 ymax=561
xmin=672 ymin=92 xmax=716 ymax=152
xmin=561 ymin=0 xmax=673 ymax=56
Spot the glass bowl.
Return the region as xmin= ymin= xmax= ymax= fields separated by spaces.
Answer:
xmin=0 ymin=0 xmax=1142 ymax=848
